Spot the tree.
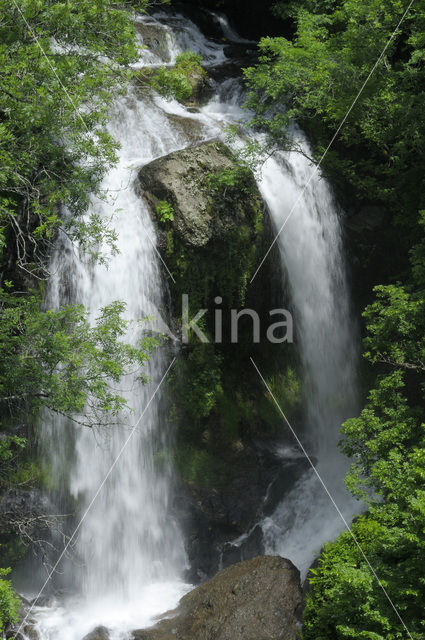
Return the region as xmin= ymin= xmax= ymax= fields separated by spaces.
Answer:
xmin=0 ymin=290 xmax=158 ymax=428
xmin=0 ymin=0 xmax=168 ymax=279
xmin=244 ymin=0 xmax=425 ymax=246
xmin=0 ymin=568 xmax=20 ymax=635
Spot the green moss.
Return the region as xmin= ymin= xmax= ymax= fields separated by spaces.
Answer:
xmin=169 ymin=344 xmax=223 ymax=432
xmin=165 ymin=186 xmax=263 ymax=319
xmin=265 ymin=367 xmax=301 ymax=417
xmin=8 ymin=460 xmax=54 ymax=490
xmin=158 ymin=145 xmax=300 ymax=492
xmin=206 ymin=163 xmax=258 ymax=199
xmin=0 ymin=538 xmax=26 ymax=568
xmin=148 ymin=51 xmax=207 ymax=103
xmin=174 ymin=444 xmax=228 ymax=488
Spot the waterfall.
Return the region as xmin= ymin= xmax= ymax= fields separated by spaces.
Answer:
xmin=34 ymin=56 xmax=197 ymax=640
xmin=258 ymin=135 xmax=359 ymax=576
xmin=199 ymin=84 xmax=360 ymax=576
xmin=27 ymin=10 xmax=359 ymax=638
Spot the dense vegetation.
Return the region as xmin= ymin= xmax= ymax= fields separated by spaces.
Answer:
xmin=146 ymin=50 xmax=207 ymax=103
xmin=0 ymin=0 xmax=166 ymax=629
xmin=245 ymin=0 xmax=425 ymax=637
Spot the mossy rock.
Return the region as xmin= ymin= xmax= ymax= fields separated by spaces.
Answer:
xmin=138 ymin=140 xmax=263 ymax=312
xmin=136 ymin=52 xmax=212 ymax=106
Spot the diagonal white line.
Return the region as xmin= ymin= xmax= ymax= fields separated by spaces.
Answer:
xmin=143 ymin=228 xmax=176 ymax=283
xmin=250 ymin=0 xmax=415 ymax=284
xmin=250 ymin=356 xmax=414 ymax=640
xmin=13 ymin=357 xmax=176 ymax=640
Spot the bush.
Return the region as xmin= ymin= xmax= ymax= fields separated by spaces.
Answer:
xmin=151 ymin=51 xmax=206 ymax=102
xmin=0 ymin=568 xmax=19 ymax=634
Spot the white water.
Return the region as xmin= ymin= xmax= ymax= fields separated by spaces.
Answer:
xmin=26 ymin=11 xmax=359 ymax=638
xmin=258 ymin=138 xmax=359 ymax=576
xmin=33 ymin=69 xmax=196 ymax=640
xmin=210 ymin=12 xmax=256 ymax=44
xmin=197 ymin=81 xmax=359 ymax=576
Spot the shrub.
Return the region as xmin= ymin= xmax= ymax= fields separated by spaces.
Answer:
xmin=0 ymin=568 xmax=19 ymax=634
xmin=151 ymin=51 xmax=206 ymax=102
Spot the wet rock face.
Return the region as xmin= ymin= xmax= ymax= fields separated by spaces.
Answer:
xmin=220 ymin=524 xmax=265 ymax=570
xmin=132 ymin=556 xmax=302 ymax=640
xmin=135 ymin=20 xmax=171 ymax=62
xmin=177 ymin=450 xmax=310 ymax=582
xmin=81 ymin=625 xmax=110 ymax=640
xmin=138 ymin=140 xmax=260 ymax=250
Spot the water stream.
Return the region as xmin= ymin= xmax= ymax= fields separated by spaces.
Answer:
xmin=26 ymin=10 xmax=359 ymax=638
xmin=258 ymin=135 xmax=359 ymax=575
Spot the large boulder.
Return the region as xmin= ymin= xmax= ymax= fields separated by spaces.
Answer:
xmin=139 ymin=139 xmax=261 ymax=250
xmin=138 ymin=140 xmax=264 ymax=313
xmin=132 ymin=556 xmax=302 ymax=640
xmin=138 ymin=130 xmax=269 ymax=306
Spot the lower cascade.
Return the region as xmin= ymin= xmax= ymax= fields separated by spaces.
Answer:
xmin=14 ymin=9 xmax=360 ymax=640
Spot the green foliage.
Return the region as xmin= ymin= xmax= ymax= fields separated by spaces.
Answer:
xmin=0 ymin=290 xmax=158 ymax=428
xmin=0 ymin=436 xmax=26 ymax=487
xmin=245 ymin=0 xmax=425 ymax=242
xmin=304 ymin=214 xmax=425 ymax=638
xmin=0 ymin=568 xmax=19 ymax=634
xmin=150 ymin=51 xmax=206 ymax=102
xmin=170 ymin=345 xmax=223 ymax=429
xmin=304 ymin=514 xmax=425 ymax=640
xmin=265 ymin=367 xmax=301 ymax=418
xmin=205 ymin=134 xmax=266 ymax=201
xmin=206 ymin=163 xmax=256 ymax=199
xmin=0 ymin=0 xmax=166 ymax=275
xmin=169 ymin=345 xmax=228 ymax=487
xmin=155 ymin=200 xmax=175 ymax=224
xmin=8 ymin=459 xmax=52 ymax=489
xmin=174 ymin=444 xmax=228 ymax=488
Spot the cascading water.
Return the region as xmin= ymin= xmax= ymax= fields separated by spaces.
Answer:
xmin=258 ymin=136 xmax=359 ymax=576
xmin=198 ymin=82 xmax=360 ymax=576
xmin=28 ymin=12 xmax=234 ymax=640
xmin=34 ymin=94 xmax=192 ymax=639
xmin=26 ymin=10 xmax=359 ymax=638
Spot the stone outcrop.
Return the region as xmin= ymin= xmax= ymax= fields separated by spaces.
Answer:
xmin=138 ymin=138 xmax=266 ymax=317
xmin=177 ymin=451 xmax=310 ymax=581
xmin=135 ymin=19 xmax=171 ymax=62
xmin=138 ymin=140 xmax=303 ymax=582
xmin=139 ymin=140 xmax=261 ymax=251
xmin=132 ymin=556 xmax=302 ymax=640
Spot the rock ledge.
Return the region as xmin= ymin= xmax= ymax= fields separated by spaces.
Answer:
xmin=132 ymin=555 xmax=302 ymax=640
